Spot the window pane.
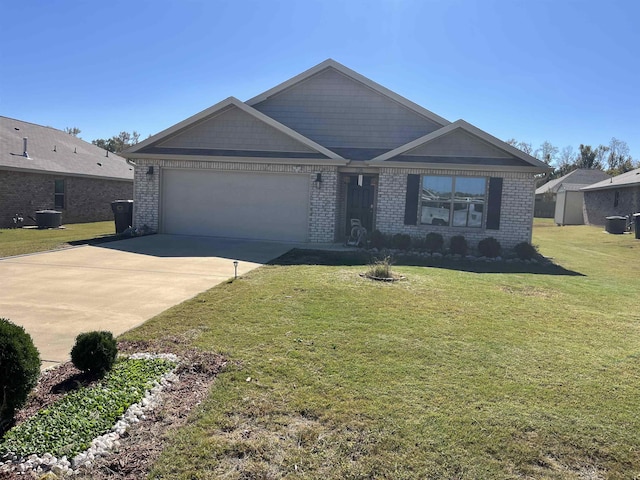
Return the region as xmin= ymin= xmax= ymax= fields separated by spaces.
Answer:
xmin=420 ymin=176 xmax=486 ymax=227
xmin=454 ymin=177 xmax=485 ymax=202
xmin=452 ymin=202 xmax=484 ymax=227
xmin=55 ymin=180 xmax=65 ymax=194
xmin=54 ymin=195 xmax=64 ymax=210
xmin=421 ymin=176 xmax=452 ymax=225
xmin=421 ymin=201 xmax=450 ymax=225
xmin=422 ymin=176 xmax=452 ymax=201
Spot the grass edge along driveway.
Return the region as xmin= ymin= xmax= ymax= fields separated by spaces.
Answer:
xmin=121 ymin=222 xmax=640 ymax=479
xmin=0 ymin=221 xmax=116 ymax=258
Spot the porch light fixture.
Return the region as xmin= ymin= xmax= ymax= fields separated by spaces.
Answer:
xmin=314 ymin=172 xmax=322 ymax=189
xmin=146 ymin=166 xmax=154 ymax=175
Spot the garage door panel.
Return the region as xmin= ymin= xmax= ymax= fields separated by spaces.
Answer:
xmin=161 ymin=170 xmax=309 ymax=241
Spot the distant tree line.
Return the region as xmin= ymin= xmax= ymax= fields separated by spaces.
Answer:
xmin=65 ymin=127 xmax=141 ymax=154
xmin=506 ymin=137 xmax=638 ymax=180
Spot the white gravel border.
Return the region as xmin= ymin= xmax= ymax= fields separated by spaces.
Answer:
xmin=0 ymin=353 xmax=179 ymax=477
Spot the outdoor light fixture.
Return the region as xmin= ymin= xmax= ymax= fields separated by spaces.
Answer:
xmin=314 ymin=172 xmax=322 ymax=189
xmin=146 ymin=166 xmax=154 ymax=175
xmin=233 ymin=260 xmax=239 ymax=279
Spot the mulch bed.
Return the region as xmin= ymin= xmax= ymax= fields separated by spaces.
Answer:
xmin=1 ymin=341 xmax=226 ymax=480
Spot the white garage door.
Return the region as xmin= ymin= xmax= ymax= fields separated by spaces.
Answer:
xmin=161 ymin=170 xmax=310 ymax=241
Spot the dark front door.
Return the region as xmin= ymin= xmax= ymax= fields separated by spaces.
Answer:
xmin=346 ymin=175 xmax=376 ymax=234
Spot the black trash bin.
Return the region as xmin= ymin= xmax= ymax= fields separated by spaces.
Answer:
xmin=35 ymin=210 xmax=62 ymax=229
xmin=634 ymin=213 xmax=640 ymax=239
xmin=605 ymin=215 xmax=627 ymax=234
xmin=111 ymin=200 xmax=133 ymax=234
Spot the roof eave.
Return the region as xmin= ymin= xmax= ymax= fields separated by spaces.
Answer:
xmin=582 ymin=182 xmax=640 ymax=192
xmin=127 ymin=153 xmax=349 ymax=166
xmin=365 ymin=160 xmax=548 ymax=173
xmin=0 ymin=165 xmax=134 ymax=181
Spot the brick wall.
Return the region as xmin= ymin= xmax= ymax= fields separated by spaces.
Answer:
xmin=583 ymin=186 xmax=640 ymax=225
xmin=0 ymin=170 xmax=132 ymax=228
xmin=375 ymin=168 xmax=536 ymax=249
xmin=132 ymin=158 xmax=338 ymax=242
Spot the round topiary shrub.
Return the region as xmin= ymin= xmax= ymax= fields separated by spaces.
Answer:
xmin=478 ymin=237 xmax=502 ymax=258
xmin=369 ymin=229 xmax=385 ymax=249
xmin=0 ymin=318 xmax=41 ymax=430
xmin=71 ymin=331 xmax=117 ymax=376
xmin=514 ymin=241 xmax=539 ymax=260
xmin=425 ymin=232 xmax=444 ymax=253
xmin=392 ymin=233 xmax=412 ymax=250
xmin=449 ymin=235 xmax=468 ymax=256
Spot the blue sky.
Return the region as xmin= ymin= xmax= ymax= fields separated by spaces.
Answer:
xmin=2 ymin=0 xmax=639 ymax=163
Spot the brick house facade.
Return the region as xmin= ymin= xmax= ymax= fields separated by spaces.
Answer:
xmin=1 ymin=117 xmax=133 ymax=229
xmin=125 ymin=60 xmax=548 ymax=248
xmin=582 ymin=168 xmax=640 ymax=226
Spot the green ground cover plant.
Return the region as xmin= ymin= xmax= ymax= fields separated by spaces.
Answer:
xmin=0 ymin=221 xmax=116 ymax=258
xmin=0 ymin=357 xmax=175 ymax=459
xmin=116 ymin=219 xmax=640 ymax=478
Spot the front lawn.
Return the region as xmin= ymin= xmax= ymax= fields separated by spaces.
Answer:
xmin=122 ymin=222 xmax=640 ymax=478
xmin=0 ymin=221 xmax=116 ymax=258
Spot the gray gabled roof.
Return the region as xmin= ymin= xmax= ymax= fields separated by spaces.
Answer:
xmin=535 ymin=168 xmax=611 ymax=195
xmin=581 ymin=167 xmax=640 ymax=191
xmin=0 ymin=116 xmax=133 ymax=181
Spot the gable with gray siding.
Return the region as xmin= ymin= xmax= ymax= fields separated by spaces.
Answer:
xmin=158 ymin=105 xmax=318 ymax=153
xmin=253 ymin=68 xmax=443 ymax=151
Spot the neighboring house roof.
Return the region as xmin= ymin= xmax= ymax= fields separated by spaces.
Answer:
xmin=581 ymin=167 xmax=640 ymax=192
xmin=123 ymin=59 xmax=549 ymax=173
xmin=557 ymin=183 xmax=591 ymax=192
xmin=535 ymin=168 xmax=610 ymax=195
xmin=0 ymin=116 xmax=133 ymax=181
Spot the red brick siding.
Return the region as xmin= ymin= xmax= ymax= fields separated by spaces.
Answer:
xmin=0 ymin=170 xmax=132 ymax=228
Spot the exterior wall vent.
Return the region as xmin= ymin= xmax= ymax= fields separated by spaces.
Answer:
xmin=23 ymin=137 xmax=29 ymax=158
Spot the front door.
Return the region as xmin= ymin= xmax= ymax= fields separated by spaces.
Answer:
xmin=345 ymin=175 xmax=376 ymax=234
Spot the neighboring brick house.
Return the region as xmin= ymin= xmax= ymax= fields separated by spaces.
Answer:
xmin=0 ymin=117 xmax=133 ymax=228
xmin=582 ymin=167 xmax=640 ymax=225
xmin=123 ymin=59 xmax=549 ymax=248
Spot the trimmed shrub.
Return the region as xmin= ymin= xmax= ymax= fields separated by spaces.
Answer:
xmin=369 ymin=230 xmax=386 ymax=249
xmin=0 ymin=318 xmax=41 ymax=431
xmin=71 ymin=331 xmax=118 ymax=376
xmin=514 ymin=241 xmax=539 ymax=260
xmin=425 ymin=232 xmax=444 ymax=253
xmin=449 ymin=235 xmax=468 ymax=256
xmin=478 ymin=237 xmax=502 ymax=258
xmin=392 ymin=233 xmax=412 ymax=250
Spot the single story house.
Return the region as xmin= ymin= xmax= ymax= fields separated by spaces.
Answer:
xmin=0 ymin=116 xmax=134 ymax=229
xmin=123 ymin=59 xmax=549 ymax=248
xmin=582 ymin=167 xmax=640 ymax=225
xmin=535 ymin=168 xmax=610 ymax=218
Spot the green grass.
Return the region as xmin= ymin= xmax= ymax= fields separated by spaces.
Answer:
xmin=119 ymin=221 xmax=640 ymax=479
xmin=0 ymin=221 xmax=115 ymax=258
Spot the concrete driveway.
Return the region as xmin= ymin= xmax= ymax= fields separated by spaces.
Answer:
xmin=0 ymin=235 xmax=293 ymax=369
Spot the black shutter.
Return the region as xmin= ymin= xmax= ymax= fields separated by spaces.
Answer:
xmin=404 ymin=174 xmax=420 ymax=225
xmin=486 ymin=177 xmax=503 ymax=230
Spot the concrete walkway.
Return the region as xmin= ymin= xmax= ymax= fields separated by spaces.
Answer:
xmin=0 ymin=235 xmax=293 ymax=369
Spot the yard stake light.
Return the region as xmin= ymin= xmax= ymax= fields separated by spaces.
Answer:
xmin=233 ymin=260 xmax=239 ymax=279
